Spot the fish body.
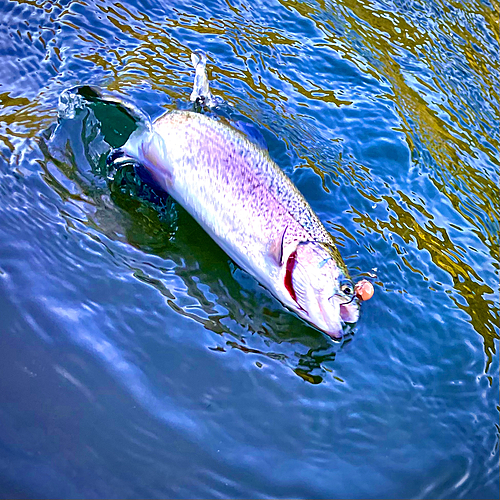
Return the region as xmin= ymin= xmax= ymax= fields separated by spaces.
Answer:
xmin=121 ymin=110 xmax=360 ymax=338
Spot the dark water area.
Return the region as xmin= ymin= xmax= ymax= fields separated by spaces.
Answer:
xmin=0 ymin=0 xmax=499 ymax=498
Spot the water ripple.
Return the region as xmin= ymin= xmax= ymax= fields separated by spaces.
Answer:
xmin=0 ymin=0 xmax=498 ymax=497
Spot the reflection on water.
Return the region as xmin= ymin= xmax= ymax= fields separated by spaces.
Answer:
xmin=2 ymin=0 xmax=498 ymax=385
xmin=8 ymin=0 xmax=495 ymax=367
xmin=1 ymin=0 xmax=497 ymax=393
xmin=274 ymin=0 xmax=500 ymax=370
xmin=0 ymin=0 xmax=498 ymax=497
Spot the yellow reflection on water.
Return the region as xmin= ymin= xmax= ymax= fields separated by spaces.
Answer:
xmin=2 ymin=0 xmax=498 ymax=372
xmin=276 ymin=0 xmax=499 ymax=370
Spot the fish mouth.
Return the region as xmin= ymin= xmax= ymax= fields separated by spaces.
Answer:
xmin=314 ymin=294 xmax=359 ymax=339
xmin=281 ymin=292 xmax=344 ymax=340
xmin=315 ymin=299 xmax=343 ymax=339
xmin=334 ymin=293 xmax=360 ymax=325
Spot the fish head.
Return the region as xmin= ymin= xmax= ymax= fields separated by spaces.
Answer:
xmin=282 ymin=241 xmax=360 ymax=339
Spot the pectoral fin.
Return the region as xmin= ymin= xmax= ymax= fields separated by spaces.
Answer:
xmin=268 ymin=227 xmax=287 ymax=266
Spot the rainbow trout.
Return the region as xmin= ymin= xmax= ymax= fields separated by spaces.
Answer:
xmin=115 ymin=53 xmax=363 ymax=338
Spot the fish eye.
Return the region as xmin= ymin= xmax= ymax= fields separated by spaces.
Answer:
xmin=340 ymin=281 xmax=354 ymax=296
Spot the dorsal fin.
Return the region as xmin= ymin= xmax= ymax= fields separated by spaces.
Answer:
xmin=190 ymin=50 xmax=216 ymax=107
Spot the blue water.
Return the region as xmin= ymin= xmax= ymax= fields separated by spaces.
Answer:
xmin=0 ymin=0 xmax=498 ymax=498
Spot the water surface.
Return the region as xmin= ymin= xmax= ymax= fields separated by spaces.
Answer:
xmin=0 ymin=0 xmax=498 ymax=498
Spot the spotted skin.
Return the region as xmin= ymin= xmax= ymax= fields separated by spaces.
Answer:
xmin=123 ymin=109 xmax=359 ymax=337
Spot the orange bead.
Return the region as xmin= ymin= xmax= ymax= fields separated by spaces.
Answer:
xmin=355 ymin=279 xmax=374 ymax=301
